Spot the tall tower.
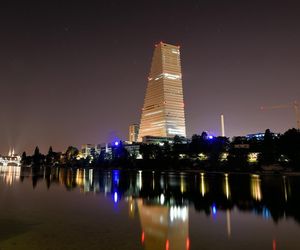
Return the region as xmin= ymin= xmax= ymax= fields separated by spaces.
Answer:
xmin=221 ymin=114 xmax=225 ymax=137
xmin=138 ymin=42 xmax=186 ymax=141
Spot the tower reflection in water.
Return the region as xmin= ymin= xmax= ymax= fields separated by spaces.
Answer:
xmin=137 ymin=199 xmax=189 ymax=250
xmin=2 ymin=167 xmax=300 ymax=249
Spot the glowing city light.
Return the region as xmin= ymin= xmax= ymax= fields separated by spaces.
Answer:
xmin=200 ymin=173 xmax=206 ymax=197
xmin=166 ymin=239 xmax=170 ymax=250
xmin=160 ymin=194 xmax=165 ymax=205
xmin=114 ymin=141 xmax=119 ymax=146
xmin=224 ymin=174 xmax=230 ymax=199
xmin=141 ymin=231 xmax=145 ymax=244
xmin=180 ymin=173 xmax=186 ymax=193
xmin=251 ymin=174 xmax=262 ymax=201
xmin=170 ymin=206 xmax=188 ymax=222
xmin=186 ymin=237 xmax=190 ymax=250
xmin=0 ymin=165 xmax=21 ymax=186
xmin=137 ymin=170 xmax=142 ymax=190
xmin=113 ymin=170 xmax=120 ymax=185
xmin=130 ymin=203 xmax=133 ymax=212
xmin=212 ymin=204 xmax=217 ymax=215
xmin=114 ymin=192 xmax=118 ymax=203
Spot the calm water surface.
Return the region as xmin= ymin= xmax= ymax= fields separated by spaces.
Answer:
xmin=0 ymin=166 xmax=300 ymax=249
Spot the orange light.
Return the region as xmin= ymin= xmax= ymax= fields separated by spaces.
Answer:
xmin=166 ymin=240 xmax=169 ymax=250
xmin=141 ymin=232 xmax=145 ymax=244
xmin=186 ymin=237 xmax=190 ymax=250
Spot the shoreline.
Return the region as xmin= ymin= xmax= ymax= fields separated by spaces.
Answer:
xmin=19 ymin=163 xmax=300 ymax=176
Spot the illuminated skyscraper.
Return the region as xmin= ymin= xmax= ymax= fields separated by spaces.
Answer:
xmin=138 ymin=42 xmax=186 ymax=141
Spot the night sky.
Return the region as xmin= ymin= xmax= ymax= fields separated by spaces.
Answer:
xmin=1 ymin=0 xmax=300 ymax=154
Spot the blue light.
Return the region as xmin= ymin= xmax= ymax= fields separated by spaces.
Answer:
xmin=208 ymin=135 xmax=213 ymax=140
xmin=262 ymin=206 xmax=271 ymax=219
xmin=114 ymin=192 xmax=118 ymax=203
xmin=212 ymin=204 xmax=217 ymax=215
xmin=113 ymin=170 xmax=120 ymax=185
xmin=114 ymin=141 xmax=119 ymax=146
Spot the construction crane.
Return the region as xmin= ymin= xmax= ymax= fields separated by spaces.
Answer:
xmin=260 ymin=101 xmax=300 ymax=129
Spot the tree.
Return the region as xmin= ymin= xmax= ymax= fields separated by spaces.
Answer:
xmin=21 ymin=151 xmax=27 ymax=165
xmin=174 ymin=135 xmax=183 ymax=144
xmin=190 ymin=134 xmax=202 ymax=155
xmin=259 ymin=129 xmax=278 ymax=165
xmin=228 ymin=137 xmax=249 ymax=168
xmin=46 ymin=146 xmax=54 ymax=165
xmin=139 ymin=143 xmax=163 ymax=160
xmin=190 ymin=132 xmax=210 ymax=155
xmin=65 ymin=146 xmax=79 ymax=162
xmin=210 ymin=136 xmax=230 ymax=163
xmin=279 ymin=128 xmax=300 ymax=165
xmin=32 ymin=146 xmax=43 ymax=166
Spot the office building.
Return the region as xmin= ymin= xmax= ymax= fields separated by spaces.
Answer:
xmin=138 ymin=42 xmax=186 ymax=141
xmin=129 ymin=124 xmax=139 ymax=142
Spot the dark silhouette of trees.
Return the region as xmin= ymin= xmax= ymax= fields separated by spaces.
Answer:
xmin=279 ymin=128 xmax=300 ymax=165
xmin=32 ymin=146 xmax=43 ymax=166
xmin=190 ymin=132 xmax=210 ymax=155
xmin=259 ymin=129 xmax=279 ymax=165
xmin=139 ymin=144 xmax=163 ymax=160
xmin=65 ymin=146 xmax=79 ymax=162
xmin=46 ymin=146 xmax=54 ymax=165
xmin=173 ymin=135 xmax=184 ymax=144
xmin=228 ymin=137 xmax=249 ymax=168
xmin=21 ymin=151 xmax=30 ymax=166
xmin=210 ymin=136 xmax=230 ymax=163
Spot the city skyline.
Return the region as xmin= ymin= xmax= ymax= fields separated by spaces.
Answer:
xmin=1 ymin=1 xmax=300 ymax=154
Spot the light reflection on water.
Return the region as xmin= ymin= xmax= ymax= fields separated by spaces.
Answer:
xmin=0 ymin=166 xmax=300 ymax=249
xmin=0 ymin=165 xmax=20 ymax=186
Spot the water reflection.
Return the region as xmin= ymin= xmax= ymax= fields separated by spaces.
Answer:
xmin=251 ymin=174 xmax=262 ymax=201
xmin=1 ymin=167 xmax=300 ymax=249
xmin=0 ymin=165 xmax=21 ymax=185
xmin=137 ymin=199 xmax=189 ymax=250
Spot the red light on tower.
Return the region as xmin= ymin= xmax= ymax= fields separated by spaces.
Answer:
xmin=165 ymin=239 xmax=170 ymax=250
xmin=186 ymin=237 xmax=190 ymax=250
xmin=141 ymin=232 xmax=145 ymax=244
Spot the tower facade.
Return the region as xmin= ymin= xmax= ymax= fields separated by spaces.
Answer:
xmin=138 ymin=42 xmax=186 ymax=141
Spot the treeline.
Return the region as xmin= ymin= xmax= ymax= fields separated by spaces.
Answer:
xmin=21 ymin=128 xmax=300 ymax=170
